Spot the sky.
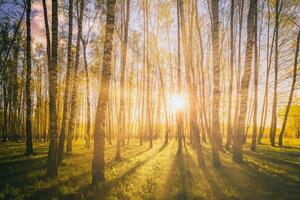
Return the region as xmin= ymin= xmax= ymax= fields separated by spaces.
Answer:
xmin=1 ymin=0 xmax=300 ymax=127
xmin=0 ymin=0 xmax=66 ymax=44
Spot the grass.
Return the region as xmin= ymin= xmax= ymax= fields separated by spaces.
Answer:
xmin=0 ymin=139 xmax=300 ymax=200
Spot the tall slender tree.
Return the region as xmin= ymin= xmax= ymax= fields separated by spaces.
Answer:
xmin=179 ymin=0 xmax=204 ymax=166
xmin=25 ymin=0 xmax=33 ymax=155
xmin=116 ymin=0 xmax=130 ymax=160
xmin=67 ymin=0 xmax=85 ymax=153
xmin=269 ymin=0 xmax=281 ymax=146
xmin=278 ymin=30 xmax=300 ymax=146
xmin=251 ymin=0 xmax=259 ymax=151
xmin=42 ymin=0 xmax=50 ymax=143
xmin=257 ymin=3 xmax=273 ymax=144
xmin=144 ymin=0 xmax=153 ymax=148
xmin=195 ymin=1 xmax=209 ymax=143
xmin=176 ymin=0 xmax=183 ymax=154
xmin=226 ymin=0 xmax=234 ymax=150
xmin=92 ymin=0 xmax=117 ymax=185
xmin=82 ymin=38 xmax=91 ymax=148
xmin=47 ymin=0 xmax=59 ymax=177
xmin=233 ymin=0 xmax=244 ymax=136
xmin=210 ymin=0 xmax=221 ymax=167
xmin=233 ymin=0 xmax=257 ymax=163
xmin=58 ymin=0 xmax=73 ymax=163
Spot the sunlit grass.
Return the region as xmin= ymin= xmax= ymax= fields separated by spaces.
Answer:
xmin=0 ymin=139 xmax=299 ymax=199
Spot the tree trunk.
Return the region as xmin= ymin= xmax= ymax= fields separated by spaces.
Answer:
xmin=258 ymin=3 xmax=273 ymax=144
xmin=195 ymin=8 xmax=209 ymax=142
xmin=278 ymin=30 xmax=300 ymax=146
xmin=179 ymin=0 xmax=204 ymax=166
xmin=233 ymin=0 xmax=244 ymax=137
xmin=210 ymin=0 xmax=222 ymax=167
xmin=233 ymin=0 xmax=257 ymax=163
xmin=91 ymin=0 xmax=116 ymax=185
xmin=153 ymin=32 xmax=169 ymax=144
xmin=116 ymin=0 xmax=130 ymax=160
xmin=250 ymin=0 xmax=258 ymax=152
xmin=144 ymin=0 xmax=153 ymax=148
xmin=66 ymin=0 xmax=84 ymax=153
xmin=58 ymin=0 xmax=73 ymax=163
xmin=226 ymin=0 xmax=234 ymax=150
xmin=81 ymin=39 xmax=91 ymax=148
xmin=269 ymin=0 xmax=281 ymax=147
xmin=176 ymin=0 xmax=183 ymax=154
xmin=42 ymin=0 xmax=50 ymax=143
xmin=2 ymin=73 xmax=8 ymax=142
xmin=47 ymin=0 xmax=59 ymax=177
xmin=25 ymin=0 xmax=33 ymax=155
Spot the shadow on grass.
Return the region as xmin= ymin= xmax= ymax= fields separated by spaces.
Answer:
xmin=27 ymin=171 xmax=91 ymax=200
xmin=185 ymin=151 xmax=227 ymax=200
xmin=2 ymin=140 xmax=300 ymax=200
xmin=104 ymin=145 xmax=151 ymax=168
xmin=164 ymin=153 xmax=191 ymax=199
xmin=161 ymin=149 xmax=223 ymax=200
xmin=280 ymin=145 xmax=300 ymax=151
xmin=0 ymin=156 xmax=47 ymax=184
xmin=64 ymin=143 xmax=168 ymax=199
xmin=0 ymin=141 xmax=160 ymax=200
xmin=244 ymin=150 xmax=300 ymax=173
xmin=184 ymin=143 xmax=300 ymax=200
xmin=209 ymin=146 xmax=300 ymax=199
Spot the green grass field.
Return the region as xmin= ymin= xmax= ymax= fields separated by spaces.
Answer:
xmin=0 ymin=139 xmax=300 ymax=200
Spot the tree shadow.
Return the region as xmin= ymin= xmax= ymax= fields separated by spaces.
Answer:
xmin=159 ymin=141 xmax=168 ymax=151
xmin=0 ymin=156 xmax=47 ymax=185
xmin=105 ymin=147 xmax=151 ymax=168
xmin=186 ymin=143 xmax=300 ymax=199
xmin=241 ymin=160 xmax=299 ymax=199
xmin=161 ymin=148 xmax=226 ymax=200
xmin=185 ymin=151 xmax=227 ymax=200
xmin=244 ymin=150 xmax=300 ymax=174
xmin=162 ymin=153 xmax=189 ymax=200
xmin=280 ymin=145 xmax=300 ymax=151
xmin=209 ymin=150 xmax=300 ymax=200
xmin=27 ymin=171 xmax=91 ymax=200
xmin=65 ymin=143 xmax=167 ymax=199
xmin=0 ymin=153 xmax=33 ymax=163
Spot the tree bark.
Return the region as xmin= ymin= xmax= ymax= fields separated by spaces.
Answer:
xmin=47 ymin=0 xmax=59 ymax=177
xmin=195 ymin=8 xmax=209 ymax=142
xmin=269 ymin=0 xmax=281 ymax=147
xmin=251 ymin=0 xmax=258 ymax=152
xmin=91 ymin=0 xmax=116 ymax=185
xmin=179 ymin=0 xmax=204 ymax=166
xmin=25 ymin=0 xmax=33 ymax=155
xmin=211 ymin=0 xmax=222 ymax=167
xmin=176 ymin=0 xmax=183 ymax=154
xmin=82 ymin=39 xmax=91 ymax=148
xmin=257 ymin=3 xmax=273 ymax=144
xmin=233 ymin=0 xmax=244 ymax=138
xmin=116 ymin=0 xmax=130 ymax=160
xmin=58 ymin=0 xmax=73 ymax=163
xmin=67 ymin=0 xmax=85 ymax=153
xmin=226 ymin=0 xmax=234 ymax=150
xmin=144 ymin=0 xmax=153 ymax=148
xmin=233 ymin=0 xmax=257 ymax=163
xmin=278 ymin=30 xmax=300 ymax=146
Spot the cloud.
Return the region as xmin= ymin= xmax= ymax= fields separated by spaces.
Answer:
xmin=31 ymin=0 xmax=51 ymax=44
xmin=31 ymin=0 xmax=66 ymax=45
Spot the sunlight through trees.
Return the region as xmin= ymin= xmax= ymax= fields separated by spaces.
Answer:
xmin=0 ymin=0 xmax=300 ymax=199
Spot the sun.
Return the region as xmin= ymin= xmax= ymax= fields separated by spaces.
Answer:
xmin=168 ymin=94 xmax=187 ymax=111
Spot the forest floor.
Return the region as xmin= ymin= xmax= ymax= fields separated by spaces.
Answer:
xmin=0 ymin=139 xmax=300 ymax=200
